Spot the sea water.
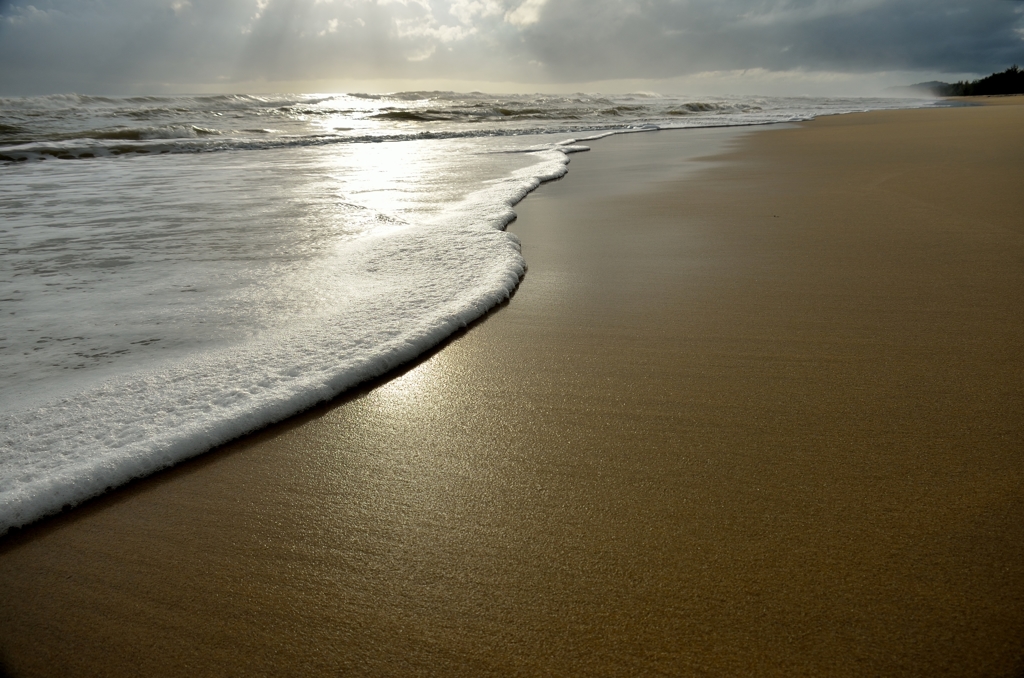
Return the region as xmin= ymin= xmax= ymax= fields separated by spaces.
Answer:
xmin=0 ymin=92 xmax=934 ymax=532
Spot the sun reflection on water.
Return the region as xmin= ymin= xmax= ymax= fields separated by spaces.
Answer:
xmin=372 ymin=351 xmax=456 ymax=418
xmin=314 ymin=139 xmax=459 ymax=241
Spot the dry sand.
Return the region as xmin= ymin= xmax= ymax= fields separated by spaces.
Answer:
xmin=1 ymin=98 xmax=1023 ymax=677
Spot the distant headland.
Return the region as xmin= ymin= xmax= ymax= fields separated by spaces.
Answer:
xmin=892 ymin=65 xmax=1024 ymax=97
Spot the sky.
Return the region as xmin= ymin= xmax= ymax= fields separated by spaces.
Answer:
xmin=1 ymin=0 xmax=1023 ymax=95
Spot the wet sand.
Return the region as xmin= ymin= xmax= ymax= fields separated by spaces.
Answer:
xmin=2 ymin=99 xmax=1023 ymax=677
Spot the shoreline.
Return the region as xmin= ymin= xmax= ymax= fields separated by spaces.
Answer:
xmin=0 ymin=96 xmax=947 ymax=536
xmin=2 ymin=98 xmax=1023 ymax=676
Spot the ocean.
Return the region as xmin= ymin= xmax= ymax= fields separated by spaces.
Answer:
xmin=0 ymin=91 xmax=933 ymax=532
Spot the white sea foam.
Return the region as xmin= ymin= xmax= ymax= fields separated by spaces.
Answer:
xmin=0 ymin=143 xmax=577 ymax=533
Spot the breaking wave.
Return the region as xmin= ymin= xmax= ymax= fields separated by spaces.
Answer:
xmin=0 ymin=91 xmax=934 ymax=163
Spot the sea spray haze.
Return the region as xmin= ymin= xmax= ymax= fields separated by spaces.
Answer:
xmin=0 ymin=91 xmax=934 ymax=532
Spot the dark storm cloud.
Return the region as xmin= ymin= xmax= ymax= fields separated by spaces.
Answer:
xmin=1 ymin=0 xmax=1022 ymax=93
xmin=522 ymin=0 xmax=1024 ymax=80
xmin=0 ymin=0 xmax=255 ymax=93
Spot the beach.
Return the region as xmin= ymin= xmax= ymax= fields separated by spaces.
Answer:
xmin=1 ymin=97 xmax=1023 ymax=676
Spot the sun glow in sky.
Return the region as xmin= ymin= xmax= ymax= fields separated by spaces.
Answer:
xmin=1 ymin=0 xmax=1022 ymax=95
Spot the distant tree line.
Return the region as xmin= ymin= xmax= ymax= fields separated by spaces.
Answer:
xmin=939 ymin=65 xmax=1024 ymax=96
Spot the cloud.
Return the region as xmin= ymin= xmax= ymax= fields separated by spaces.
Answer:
xmin=2 ymin=3 xmax=60 ymax=26
xmin=504 ymin=0 xmax=546 ymax=26
xmin=448 ymin=0 xmax=503 ymax=24
xmin=0 ymin=0 xmax=1021 ymax=94
xmin=516 ymin=0 xmax=1024 ymax=81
